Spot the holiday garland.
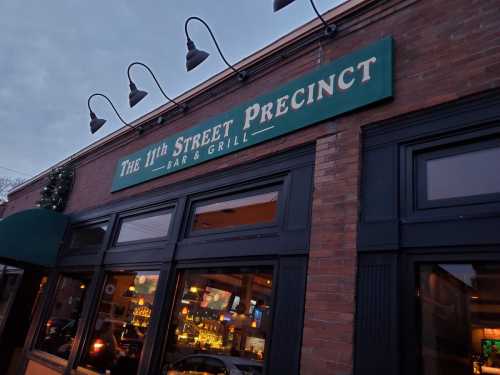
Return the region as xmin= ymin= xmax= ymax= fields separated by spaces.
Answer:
xmin=38 ymin=165 xmax=74 ymax=212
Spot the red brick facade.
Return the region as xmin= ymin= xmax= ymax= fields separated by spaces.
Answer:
xmin=4 ymin=0 xmax=500 ymax=373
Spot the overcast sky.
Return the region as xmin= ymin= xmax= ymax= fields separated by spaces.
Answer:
xmin=0 ymin=0 xmax=344 ymax=180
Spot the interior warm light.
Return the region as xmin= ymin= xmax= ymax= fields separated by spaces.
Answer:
xmin=91 ymin=339 xmax=105 ymax=354
xmin=138 ymin=297 xmax=145 ymax=306
xmin=80 ymin=284 xmax=86 ymax=289
xmin=129 ymin=285 xmax=136 ymax=292
xmin=219 ymin=314 xmax=225 ymax=322
xmin=251 ymin=320 xmax=257 ymax=328
xmin=182 ymin=306 xmax=189 ymax=315
xmin=471 ymin=295 xmax=480 ymax=300
xmin=189 ymin=286 xmax=199 ymax=293
xmin=266 ymin=280 xmax=271 ymax=285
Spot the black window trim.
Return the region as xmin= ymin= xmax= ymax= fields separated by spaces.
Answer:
xmin=160 ymin=258 xmax=279 ymax=375
xmin=64 ymin=218 xmax=110 ymax=255
xmin=110 ymin=203 xmax=176 ymax=249
xmin=33 ymin=269 xmax=95 ymax=364
xmin=415 ymin=135 xmax=500 ymax=209
xmin=184 ymin=175 xmax=287 ymax=240
xmin=75 ymin=265 xmax=164 ymax=374
xmin=402 ymin=124 xmax=500 ymax=222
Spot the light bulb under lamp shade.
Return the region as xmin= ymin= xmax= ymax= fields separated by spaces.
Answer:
xmin=89 ymin=112 xmax=106 ymax=134
xmin=128 ymin=82 xmax=148 ymax=108
xmin=273 ymin=0 xmax=295 ymax=12
xmin=186 ymin=39 xmax=210 ymax=72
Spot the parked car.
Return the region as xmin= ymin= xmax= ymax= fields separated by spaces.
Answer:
xmin=164 ymin=354 xmax=263 ymax=375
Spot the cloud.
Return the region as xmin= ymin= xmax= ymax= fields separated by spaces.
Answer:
xmin=0 ymin=0 xmax=345 ymax=179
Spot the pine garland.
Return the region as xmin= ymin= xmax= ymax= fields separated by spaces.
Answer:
xmin=37 ymin=165 xmax=74 ymax=212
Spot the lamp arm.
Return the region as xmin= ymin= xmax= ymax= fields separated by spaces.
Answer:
xmin=185 ymin=16 xmax=243 ymax=78
xmin=309 ymin=0 xmax=337 ymax=35
xmin=87 ymin=93 xmax=134 ymax=130
xmin=127 ymin=62 xmax=185 ymax=108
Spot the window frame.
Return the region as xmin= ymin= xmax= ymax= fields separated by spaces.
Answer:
xmin=402 ymin=125 xmax=500 ymax=222
xmin=112 ymin=206 xmax=175 ymax=248
xmin=160 ymin=260 xmax=279 ymax=375
xmin=33 ymin=270 xmax=95 ymax=364
xmin=186 ymin=182 xmax=284 ymax=238
xmin=75 ymin=265 xmax=164 ymax=375
xmin=415 ymin=136 xmax=500 ymax=210
xmin=64 ymin=219 xmax=110 ymax=255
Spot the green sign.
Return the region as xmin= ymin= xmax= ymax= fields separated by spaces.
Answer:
xmin=112 ymin=37 xmax=393 ymax=192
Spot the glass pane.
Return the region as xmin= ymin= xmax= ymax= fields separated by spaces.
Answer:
xmin=69 ymin=224 xmax=108 ymax=250
xmin=37 ymin=274 xmax=92 ymax=360
xmin=426 ymin=146 xmax=500 ymax=200
xmin=164 ymin=268 xmax=273 ymax=374
xmin=79 ymin=271 xmax=160 ymax=375
xmin=116 ymin=212 xmax=172 ymax=244
xmin=192 ymin=191 xmax=279 ymax=232
xmin=0 ymin=270 xmax=21 ymax=330
xmin=419 ymin=263 xmax=500 ymax=375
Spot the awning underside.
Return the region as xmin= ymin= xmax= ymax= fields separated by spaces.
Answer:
xmin=0 ymin=208 xmax=69 ymax=268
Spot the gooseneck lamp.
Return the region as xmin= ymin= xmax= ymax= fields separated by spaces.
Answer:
xmin=274 ymin=0 xmax=337 ymax=36
xmin=184 ymin=16 xmax=247 ymax=81
xmin=127 ymin=62 xmax=187 ymax=111
xmin=87 ymin=93 xmax=142 ymax=134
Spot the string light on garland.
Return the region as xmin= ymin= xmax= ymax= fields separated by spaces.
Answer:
xmin=37 ymin=165 xmax=74 ymax=212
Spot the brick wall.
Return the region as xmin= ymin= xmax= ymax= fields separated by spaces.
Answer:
xmin=4 ymin=0 xmax=500 ymax=373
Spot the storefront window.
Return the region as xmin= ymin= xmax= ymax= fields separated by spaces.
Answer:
xmin=116 ymin=211 xmax=172 ymax=244
xmin=191 ymin=190 xmax=279 ymax=232
xmin=419 ymin=264 xmax=500 ymax=375
xmin=425 ymin=146 xmax=500 ymax=201
xmin=79 ymin=271 xmax=160 ymax=375
xmin=37 ymin=273 xmax=92 ymax=360
xmin=163 ymin=268 xmax=273 ymax=375
xmin=69 ymin=223 xmax=108 ymax=251
xmin=0 ymin=269 xmax=22 ymax=333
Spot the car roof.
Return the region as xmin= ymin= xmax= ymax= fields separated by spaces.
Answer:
xmin=177 ymin=354 xmax=263 ymax=368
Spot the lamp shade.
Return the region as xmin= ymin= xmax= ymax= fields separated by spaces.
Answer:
xmin=186 ymin=39 xmax=210 ymax=72
xmin=273 ymin=0 xmax=295 ymax=12
xmin=128 ymin=82 xmax=148 ymax=108
xmin=89 ymin=112 xmax=106 ymax=134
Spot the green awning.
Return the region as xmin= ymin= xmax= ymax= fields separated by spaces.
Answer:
xmin=0 ymin=208 xmax=69 ymax=267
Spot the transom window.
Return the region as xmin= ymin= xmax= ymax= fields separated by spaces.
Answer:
xmin=116 ymin=210 xmax=172 ymax=245
xmin=190 ymin=188 xmax=280 ymax=233
xmin=416 ymin=137 xmax=500 ymax=209
xmin=68 ymin=223 xmax=108 ymax=252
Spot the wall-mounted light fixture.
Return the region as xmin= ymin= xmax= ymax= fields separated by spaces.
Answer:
xmin=127 ymin=61 xmax=187 ymax=111
xmin=87 ymin=93 xmax=142 ymax=134
xmin=184 ymin=16 xmax=247 ymax=81
xmin=273 ymin=0 xmax=337 ymax=36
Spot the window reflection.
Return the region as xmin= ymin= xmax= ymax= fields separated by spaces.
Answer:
xmin=419 ymin=264 xmax=500 ymax=375
xmin=192 ymin=191 xmax=279 ymax=232
xmin=164 ymin=268 xmax=273 ymax=374
xmin=79 ymin=271 xmax=159 ymax=375
xmin=69 ymin=224 xmax=108 ymax=251
xmin=0 ymin=268 xmax=22 ymax=333
xmin=426 ymin=146 xmax=500 ymax=201
xmin=116 ymin=211 xmax=172 ymax=244
xmin=37 ymin=274 xmax=91 ymax=360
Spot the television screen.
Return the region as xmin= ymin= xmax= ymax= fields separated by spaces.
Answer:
xmin=200 ymin=287 xmax=232 ymax=311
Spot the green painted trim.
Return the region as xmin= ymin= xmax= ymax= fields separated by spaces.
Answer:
xmin=112 ymin=37 xmax=393 ymax=192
